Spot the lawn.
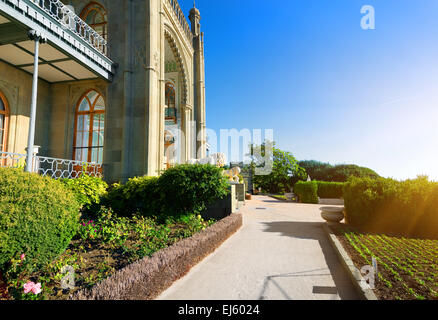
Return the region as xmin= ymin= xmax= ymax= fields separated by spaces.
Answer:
xmin=332 ymin=224 xmax=438 ymax=300
xmin=1 ymin=209 xmax=215 ymax=300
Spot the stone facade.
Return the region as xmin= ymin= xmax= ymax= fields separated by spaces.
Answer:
xmin=0 ymin=0 xmax=206 ymax=182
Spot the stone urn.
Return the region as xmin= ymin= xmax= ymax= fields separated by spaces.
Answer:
xmin=284 ymin=193 xmax=294 ymax=201
xmin=320 ymin=206 xmax=345 ymax=223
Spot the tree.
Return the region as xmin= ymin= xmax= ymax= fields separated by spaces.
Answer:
xmin=250 ymin=142 xmax=305 ymax=193
xmin=298 ymin=160 xmax=380 ymax=182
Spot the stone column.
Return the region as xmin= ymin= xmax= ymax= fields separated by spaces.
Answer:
xmin=181 ymin=103 xmax=192 ymax=162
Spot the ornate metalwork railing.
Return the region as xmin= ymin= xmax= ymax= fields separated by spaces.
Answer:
xmin=30 ymin=0 xmax=108 ymax=55
xmin=0 ymin=151 xmax=27 ymax=169
xmin=0 ymin=151 xmax=102 ymax=179
xmin=167 ymin=0 xmax=193 ymax=42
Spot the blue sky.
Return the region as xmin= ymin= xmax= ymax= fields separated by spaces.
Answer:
xmin=179 ymin=0 xmax=438 ymax=181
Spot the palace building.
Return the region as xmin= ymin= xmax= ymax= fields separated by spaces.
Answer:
xmin=0 ymin=0 xmax=207 ymax=182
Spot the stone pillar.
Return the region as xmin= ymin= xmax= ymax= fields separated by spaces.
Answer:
xmin=181 ymin=103 xmax=192 ymax=162
xmin=104 ymin=0 xmax=162 ymax=182
xmin=189 ymin=5 xmax=206 ymax=160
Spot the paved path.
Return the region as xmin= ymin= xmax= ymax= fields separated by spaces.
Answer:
xmin=157 ymin=195 xmax=359 ymax=300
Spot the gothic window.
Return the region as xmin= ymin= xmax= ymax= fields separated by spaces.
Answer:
xmin=74 ymin=90 xmax=105 ymax=164
xmin=0 ymin=92 xmax=9 ymax=152
xmin=80 ymin=2 xmax=108 ymax=42
xmin=165 ymin=82 xmax=177 ymax=123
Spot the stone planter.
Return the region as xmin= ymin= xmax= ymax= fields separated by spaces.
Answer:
xmin=284 ymin=193 xmax=294 ymax=201
xmin=320 ymin=206 xmax=345 ymax=223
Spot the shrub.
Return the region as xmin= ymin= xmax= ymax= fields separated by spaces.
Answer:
xmin=157 ymin=164 xmax=230 ymax=217
xmin=0 ymin=168 xmax=80 ymax=270
xmin=61 ymin=174 xmax=108 ymax=213
xmin=343 ymin=176 xmax=438 ymax=238
xmin=317 ymin=181 xmax=344 ymax=198
xmin=104 ymin=164 xmax=230 ymax=219
xmin=294 ymin=181 xmax=318 ymax=204
xmin=104 ymin=176 xmax=160 ymax=217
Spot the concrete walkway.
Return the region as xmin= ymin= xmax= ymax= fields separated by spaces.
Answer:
xmin=157 ymin=195 xmax=359 ymax=300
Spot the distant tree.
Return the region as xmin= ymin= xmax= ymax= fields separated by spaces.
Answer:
xmin=298 ymin=160 xmax=332 ymax=181
xmin=250 ymin=142 xmax=305 ymax=193
xmin=298 ymin=160 xmax=380 ymax=182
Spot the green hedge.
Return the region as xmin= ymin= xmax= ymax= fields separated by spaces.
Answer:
xmin=105 ymin=164 xmax=230 ymax=219
xmin=317 ymin=181 xmax=344 ymax=198
xmin=0 ymin=169 xmax=80 ymax=270
xmin=294 ymin=181 xmax=318 ymax=204
xmin=61 ymin=174 xmax=108 ymax=213
xmin=105 ymin=176 xmax=160 ymax=217
xmin=343 ymin=176 xmax=438 ymax=239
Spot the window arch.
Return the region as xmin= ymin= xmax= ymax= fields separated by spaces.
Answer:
xmin=80 ymin=2 xmax=108 ymax=42
xmin=0 ymin=91 xmax=9 ymax=152
xmin=74 ymin=90 xmax=105 ymax=164
xmin=165 ymin=82 xmax=177 ymax=123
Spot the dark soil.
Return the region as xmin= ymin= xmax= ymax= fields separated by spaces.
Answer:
xmin=330 ymin=223 xmax=438 ymax=300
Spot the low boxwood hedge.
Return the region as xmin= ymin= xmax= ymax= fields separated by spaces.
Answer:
xmin=0 ymin=168 xmax=80 ymax=270
xmin=343 ymin=176 xmax=438 ymax=238
xmin=294 ymin=181 xmax=319 ymax=204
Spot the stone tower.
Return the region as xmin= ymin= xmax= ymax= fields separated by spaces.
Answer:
xmin=189 ymin=3 xmax=207 ymax=159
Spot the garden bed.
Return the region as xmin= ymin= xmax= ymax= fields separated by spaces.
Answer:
xmin=331 ymin=223 xmax=438 ymax=300
xmin=1 ymin=210 xmax=238 ymax=300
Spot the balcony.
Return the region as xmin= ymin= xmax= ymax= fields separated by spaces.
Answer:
xmin=0 ymin=0 xmax=114 ymax=82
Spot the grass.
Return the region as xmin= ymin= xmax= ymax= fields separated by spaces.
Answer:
xmin=332 ymin=224 xmax=438 ymax=300
xmin=1 ymin=208 xmax=215 ymax=300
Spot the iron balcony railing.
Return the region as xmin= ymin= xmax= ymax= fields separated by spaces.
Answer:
xmin=30 ymin=0 xmax=108 ymax=55
xmin=0 ymin=151 xmax=102 ymax=179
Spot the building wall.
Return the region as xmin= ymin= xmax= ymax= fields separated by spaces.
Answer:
xmin=0 ymin=61 xmax=51 ymax=155
xmin=0 ymin=0 xmax=205 ymax=183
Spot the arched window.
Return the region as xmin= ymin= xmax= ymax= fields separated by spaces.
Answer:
xmin=74 ymin=90 xmax=105 ymax=164
xmin=80 ymin=2 xmax=108 ymax=42
xmin=165 ymin=82 xmax=177 ymax=123
xmin=0 ymin=91 xmax=9 ymax=152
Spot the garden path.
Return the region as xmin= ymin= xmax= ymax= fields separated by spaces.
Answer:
xmin=157 ymin=195 xmax=359 ymax=300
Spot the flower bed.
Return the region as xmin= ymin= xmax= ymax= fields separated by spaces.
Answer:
xmin=332 ymin=224 xmax=438 ymax=300
xmin=71 ymin=213 xmax=242 ymax=300
xmin=1 ymin=208 xmax=218 ymax=300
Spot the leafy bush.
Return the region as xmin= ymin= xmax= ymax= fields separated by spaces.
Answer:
xmin=0 ymin=169 xmax=80 ymax=270
xmin=104 ymin=177 xmax=160 ymax=217
xmin=61 ymin=174 xmax=108 ymax=213
xmin=343 ymin=176 xmax=438 ymax=239
xmin=157 ymin=164 xmax=230 ymax=217
xmin=317 ymin=181 xmax=344 ymax=198
xmin=105 ymin=164 xmax=230 ymax=219
xmin=294 ymin=181 xmax=319 ymax=204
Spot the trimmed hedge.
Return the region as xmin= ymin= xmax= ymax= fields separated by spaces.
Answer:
xmin=317 ymin=181 xmax=344 ymax=199
xmin=294 ymin=181 xmax=319 ymax=204
xmin=105 ymin=164 xmax=230 ymax=219
xmin=343 ymin=176 xmax=438 ymax=239
xmin=0 ymin=169 xmax=80 ymax=270
xmin=105 ymin=177 xmax=160 ymax=218
xmin=70 ymin=213 xmax=243 ymax=300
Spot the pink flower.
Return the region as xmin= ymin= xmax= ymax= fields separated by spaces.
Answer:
xmin=23 ymin=281 xmax=35 ymax=294
xmin=20 ymin=254 xmax=25 ymax=261
xmin=32 ymin=283 xmax=42 ymax=295
xmin=23 ymin=281 xmax=42 ymax=295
